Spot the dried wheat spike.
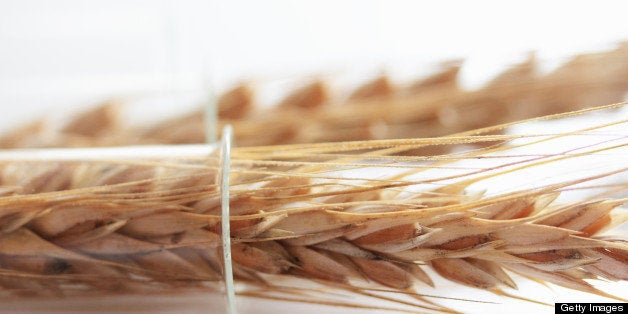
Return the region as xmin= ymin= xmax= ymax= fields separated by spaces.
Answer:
xmin=0 ymin=104 xmax=625 ymax=312
xmin=2 ymin=43 xmax=626 ymax=151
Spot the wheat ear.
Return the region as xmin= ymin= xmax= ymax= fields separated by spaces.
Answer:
xmin=0 ymin=104 xmax=626 ymax=312
xmin=1 ymin=43 xmax=627 ymax=150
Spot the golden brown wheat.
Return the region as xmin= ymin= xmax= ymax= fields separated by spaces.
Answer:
xmin=0 ymin=104 xmax=626 ymax=312
xmin=1 ymin=43 xmax=626 ymax=152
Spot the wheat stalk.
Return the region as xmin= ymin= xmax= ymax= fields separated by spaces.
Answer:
xmin=1 ymin=43 xmax=626 ymax=151
xmin=0 ymin=103 xmax=626 ymax=312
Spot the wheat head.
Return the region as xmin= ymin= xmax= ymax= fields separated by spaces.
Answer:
xmin=1 ymin=43 xmax=627 ymax=152
xmin=0 ymin=104 xmax=626 ymax=312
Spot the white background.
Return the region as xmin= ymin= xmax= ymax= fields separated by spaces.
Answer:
xmin=0 ymin=0 xmax=627 ymax=313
